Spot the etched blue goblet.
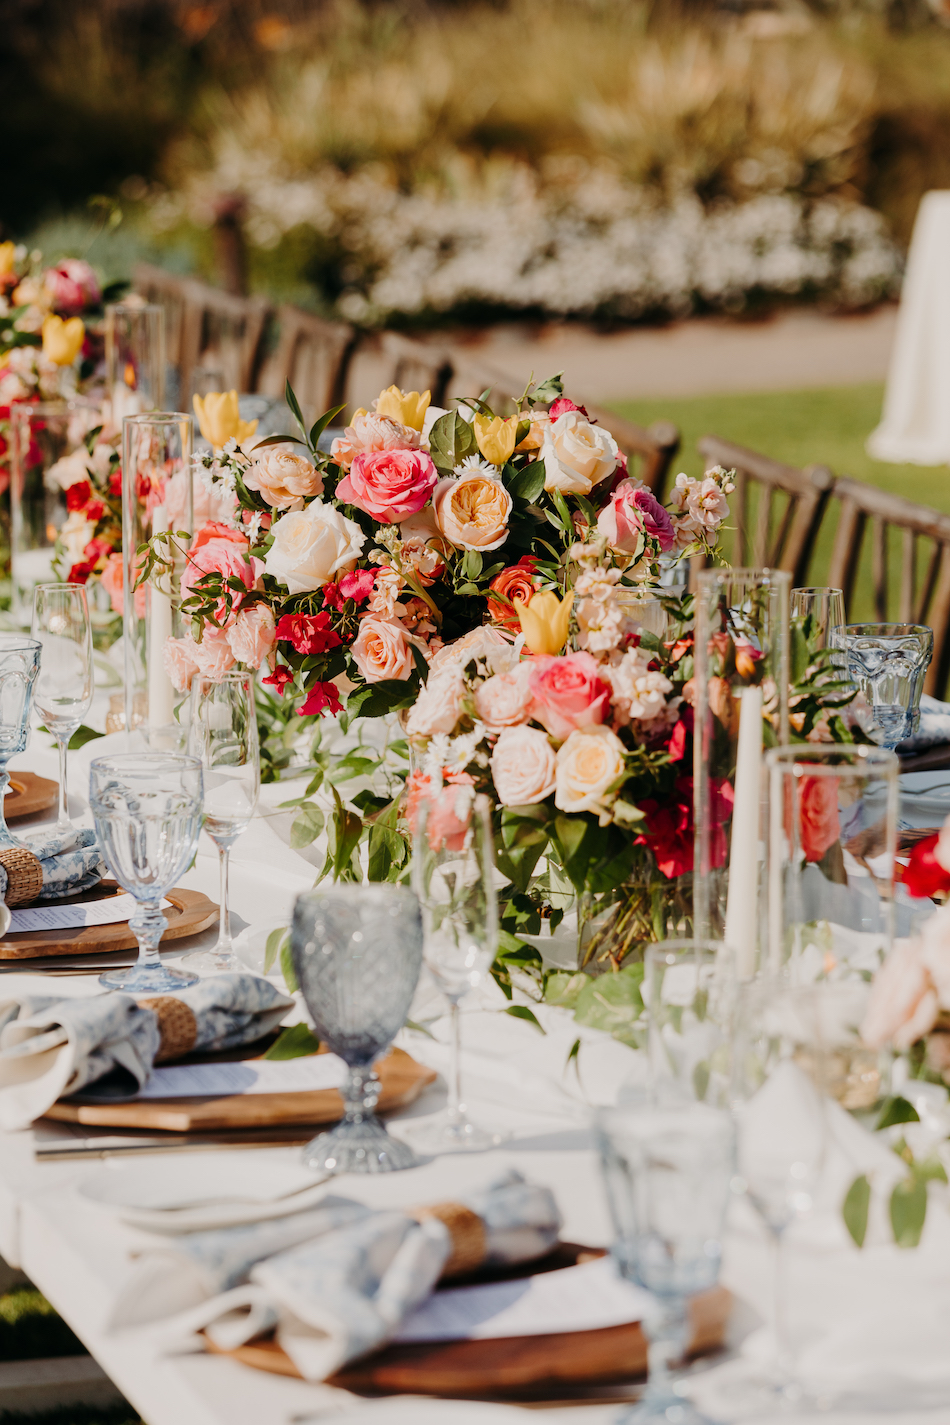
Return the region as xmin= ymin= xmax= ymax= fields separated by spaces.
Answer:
xmin=292 ymin=884 xmax=424 ymax=1174
xmin=0 ymin=635 xmax=41 ymax=851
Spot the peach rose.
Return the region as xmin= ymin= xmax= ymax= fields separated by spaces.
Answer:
xmin=474 ymin=667 xmax=534 ymax=734
xmin=515 ymin=410 xmax=550 ymax=452
xmin=491 ymin=725 xmax=557 ymax=806
xmin=429 ymin=625 xmax=515 ymax=675
xmin=163 ymin=635 xmax=200 ymax=694
xmin=351 ymin=616 xmax=415 ymax=683
xmin=330 ymin=411 xmax=421 ymax=469
xmin=405 ymin=666 xmax=465 ymax=737
xmin=190 ymin=626 xmax=236 ymax=681
xmin=433 ymin=470 xmax=512 ymax=552
xmin=100 ymin=551 xmax=145 ymax=618
xmin=554 ymin=724 xmax=627 ymax=822
xmin=529 ymin=652 xmax=611 ymax=743
xmin=226 ymin=604 xmax=277 ymax=669
xmin=243 ymin=445 xmax=324 ymax=510
xmin=487 ymin=557 xmax=541 ymax=632
xmin=861 ymin=940 xmax=939 ymax=1051
xmin=597 ymin=480 xmax=675 ymax=555
xmin=540 ymin=410 xmax=618 ymax=496
xmin=337 ymin=448 xmax=437 ymax=523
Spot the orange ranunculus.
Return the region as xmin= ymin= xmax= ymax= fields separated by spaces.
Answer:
xmin=487 ymin=556 xmax=541 ymax=631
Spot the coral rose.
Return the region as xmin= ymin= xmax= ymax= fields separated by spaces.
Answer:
xmin=265 ymin=500 xmax=365 ymax=595
xmin=351 ymin=617 xmax=416 ymax=683
xmin=244 ymin=446 xmax=323 ymax=510
xmin=337 ymin=448 xmax=437 ymax=523
xmin=487 ymin=557 xmax=541 ymax=631
xmin=226 ymin=604 xmax=277 ymax=669
xmin=405 ymin=666 xmax=465 ymax=737
xmin=330 ymin=411 xmax=420 ymax=469
xmin=787 ymin=775 xmax=841 ymax=864
xmin=540 ymin=410 xmax=618 ymax=496
xmin=554 ymin=725 xmax=626 ymax=823
xmin=474 ymin=667 xmax=534 ymax=734
xmin=529 ymin=652 xmax=611 ymax=743
xmin=433 ymin=469 xmax=513 ymax=552
xmin=182 ymin=536 xmax=263 ymax=623
xmin=598 ymin=480 xmax=675 ymax=554
xmin=491 ymin=725 xmax=557 ymax=806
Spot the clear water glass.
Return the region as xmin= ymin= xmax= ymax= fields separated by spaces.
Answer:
xmin=291 ymin=884 xmax=424 ymax=1174
xmin=597 ymin=1100 xmax=735 ymax=1424
xmin=830 ymin=622 xmax=933 ymax=748
xmin=0 ymin=636 xmax=41 ymax=851
xmin=410 ymin=791 xmax=500 ymax=1153
xmin=89 ymin=753 xmax=203 ymax=993
xmin=31 ymin=583 xmax=94 ymax=833
xmin=181 ymin=672 xmax=260 ymax=974
xmin=790 ymin=586 xmax=845 ymax=648
xmin=645 ymin=940 xmax=735 ymax=1108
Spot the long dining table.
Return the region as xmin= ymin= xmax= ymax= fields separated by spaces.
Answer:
xmin=1 ymin=726 xmax=949 ymax=1425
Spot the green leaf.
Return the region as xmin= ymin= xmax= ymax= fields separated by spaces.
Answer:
xmin=367 ymin=823 xmax=407 ymax=882
xmin=876 ymin=1095 xmax=920 ymax=1130
xmin=843 ymin=1174 xmax=871 ymax=1248
xmin=890 ymin=1176 xmax=928 ymax=1248
xmin=290 ymin=803 xmax=325 ymax=849
xmin=507 ymin=462 xmax=545 ymax=503
xmin=284 ymin=380 xmax=308 ymax=442
xmin=68 ymin=724 xmax=104 ymax=751
xmin=309 ymin=404 xmax=346 ymax=452
xmin=504 ymin=1004 xmax=545 ymax=1033
xmin=566 ymin=1036 xmax=581 ymax=1076
xmin=330 ymin=786 xmax=363 ymax=881
xmin=250 ymin=433 xmax=308 ymax=450
xmin=428 ymin=410 xmax=477 ymax=473
xmin=573 ymin=965 xmax=645 ymax=1047
xmin=531 ymin=372 xmax=564 ymax=404
xmin=279 ymin=936 xmax=298 ymax=993
xmin=544 ymin=971 xmax=587 ymax=1008
xmin=692 ymin=1059 xmax=710 ymax=1102
xmin=263 ymin=926 xmax=289 ymax=974
xmin=461 ymin=549 xmax=483 ymax=581
xmin=263 ymin=1023 xmax=321 ymax=1059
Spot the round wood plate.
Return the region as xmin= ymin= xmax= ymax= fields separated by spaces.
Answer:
xmin=5 ymin=772 xmax=58 ymax=821
xmin=0 ymin=880 xmax=219 ymax=959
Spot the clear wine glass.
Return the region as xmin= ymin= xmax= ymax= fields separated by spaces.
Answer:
xmin=89 ymin=752 xmax=203 ymax=992
xmin=181 ymin=671 xmax=260 ymax=974
xmin=597 ymin=1099 xmax=736 ymax=1424
xmin=31 ymin=583 xmax=94 ymax=833
xmin=790 ymin=587 xmax=845 ymax=649
xmin=645 ymin=939 xmax=736 ymax=1109
xmin=291 ymin=884 xmax=424 ymax=1174
xmin=0 ymin=636 xmax=41 ymax=851
xmin=409 ymin=790 xmax=500 ymax=1153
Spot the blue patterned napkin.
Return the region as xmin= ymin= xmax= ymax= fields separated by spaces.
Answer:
xmin=0 ymin=828 xmax=104 ymax=906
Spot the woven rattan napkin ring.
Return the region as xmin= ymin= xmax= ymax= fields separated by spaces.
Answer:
xmin=140 ymin=996 xmax=199 ymax=1062
xmin=0 ymin=847 xmax=44 ymax=907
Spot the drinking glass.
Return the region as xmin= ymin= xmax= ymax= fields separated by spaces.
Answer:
xmin=0 ymin=636 xmax=41 ymax=851
xmin=182 ymin=672 xmax=260 ymax=974
xmin=410 ymin=791 xmax=500 ymax=1153
xmin=645 ymin=940 xmax=735 ymax=1108
xmin=597 ymin=1100 xmax=735 ymax=1424
xmin=790 ymin=587 xmax=845 ymax=648
xmin=291 ymin=885 xmax=424 ymax=1174
xmin=830 ymin=622 xmax=933 ymax=748
xmin=89 ymin=753 xmax=203 ymax=993
xmin=31 ymin=583 xmax=94 ymax=833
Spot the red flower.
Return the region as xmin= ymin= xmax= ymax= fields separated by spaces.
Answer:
xmin=85 ymin=500 xmax=105 ymax=522
xmin=275 ymin=611 xmax=342 ymax=655
xmin=667 ymin=714 xmax=689 ymax=763
xmin=108 ymin=470 xmax=123 ymax=497
xmin=323 ymin=569 xmax=375 ymax=611
xmin=298 ymin=680 xmax=343 ymax=718
xmin=67 ymin=560 xmax=95 ymax=584
xmin=83 ymin=537 xmax=113 ymax=564
xmin=786 ymin=775 xmax=840 ymax=864
xmin=65 ymin=480 xmax=92 ymax=512
xmin=262 ymin=665 xmax=294 ymax=698
xmin=635 ymin=774 xmax=732 ymax=878
xmin=901 ymin=835 xmax=950 ymax=899
xmin=549 ymin=397 xmax=591 ymax=421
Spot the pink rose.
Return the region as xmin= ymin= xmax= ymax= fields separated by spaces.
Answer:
xmin=474 ymin=668 xmax=534 ymax=734
xmin=861 ymin=940 xmax=939 ymax=1051
xmin=243 ymin=445 xmax=324 ymax=510
xmin=490 ymin=725 xmax=557 ymax=806
xmin=351 ymin=616 xmax=416 ymax=683
xmin=598 ymin=480 xmax=675 ymax=554
xmin=336 ymin=448 xmax=438 ymax=523
xmin=43 ymin=259 xmax=101 ymax=315
xmin=164 ymin=469 xmax=237 ymax=527
xmin=190 ymin=627 xmax=236 ymax=681
xmin=100 ymin=552 xmax=145 ymax=617
xmin=163 ymin=636 xmax=200 ymax=694
xmin=182 ymin=536 xmax=264 ymax=624
xmin=405 ymin=666 xmax=465 ymax=737
xmin=330 ymin=412 xmax=420 ymax=470
xmin=528 ymin=651 xmax=611 ymax=743
xmin=226 ymin=604 xmax=277 ymax=669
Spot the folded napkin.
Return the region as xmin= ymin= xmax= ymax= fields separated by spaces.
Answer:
xmin=899 ymin=693 xmax=950 ymax=754
xmin=111 ymin=1169 xmax=562 ymax=1381
xmin=0 ymin=828 xmax=104 ymax=936
xmin=0 ymin=973 xmax=293 ymax=1131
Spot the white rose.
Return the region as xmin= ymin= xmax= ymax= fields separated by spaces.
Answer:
xmin=264 ymin=499 xmax=365 ymax=595
xmin=474 ymin=667 xmax=534 ymax=734
xmin=554 ymin=724 xmax=627 ymax=823
xmin=491 ymin=726 xmax=557 ymax=806
xmin=541 ymin=411 xmax=618 ymax=497
xmin=48 ymin=449 xmax=91 ymax=491
xmin=406 ymin=666 xmax=465 ymax=736
xmin=60 ymin=509 xmax=95 ymax=563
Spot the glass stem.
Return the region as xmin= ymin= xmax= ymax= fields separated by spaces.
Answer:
xmin=772 ymin=1227 xmax=795 ymax=1389
xmin=642 ymin=1295 xmax=689 ymax=1405
xmin=447 ymin=998 xmax=463 ymax=1124
xmin=129 ymin=897 xmax=167 ymax=971
xmin=214 ymin=842 xmax=231 ymax=956
xmin=342 ymin=1064 xmax=381 ymax=1126
xmin=56 ymin=736 xmax=70 ymax=830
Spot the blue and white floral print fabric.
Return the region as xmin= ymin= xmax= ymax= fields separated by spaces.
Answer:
xmin=0 ymin=974 xmax=293 ymax=1131
xmin=112 ymin=1170 xmax=562 ymax=1382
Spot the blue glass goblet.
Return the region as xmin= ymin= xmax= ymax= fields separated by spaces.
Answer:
xmin=292 ymin=884 xmax=424 ymax=1174
xmin=0 ymin=635 xmax=41 ymax=851
xmin=831 ymin=622 xmax=933 ymax=749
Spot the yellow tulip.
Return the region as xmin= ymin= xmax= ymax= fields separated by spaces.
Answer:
xmin=375 ymin=385 xmax=430 ymax=431
xmin=515 ymin=589 xmax=574 ymax=656
xmin=193 ymin=390 xmax=258 ymax=450
xmin=41 ymin=315 xmax=85 ymax=366
xmin=473 ymin=413 xmax=519 ymax=467
xmin=0 ymin=242 xmax=16 ymax=279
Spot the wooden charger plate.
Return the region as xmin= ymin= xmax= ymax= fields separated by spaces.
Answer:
xmin=43 ymin=1046 xmax=436 ymax=1131
xmin=0 ymin=879 xmax=218 ymax=960
xmin=205 ymin=1244 xmax=730 ymax=1399
xmin=5 ymin=772 xmax=58 ymax=821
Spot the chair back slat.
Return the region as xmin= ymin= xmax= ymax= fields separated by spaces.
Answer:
xmin=871 ymin=515 xmax=888 ymax=620
xmin=255 ymin=306 xmax=355 ymax=418
xmin=132 ymin=264 xmax=190 ymax=389
xmin=380 ymin=333 xmax=453 ymax=408
xmin=900 ymin=529 xmax=917 ymax=623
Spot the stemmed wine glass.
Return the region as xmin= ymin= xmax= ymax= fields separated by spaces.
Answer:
xmin=89 ymin=753 xmax=203 ymax=992
xmin=0 ymin=635 xmax=41 ymax=851
xmin=597 ymin=1099 xmax=736 ymax=1424
xmin=410 ymin=790 xmax=500 ymax=1152
xmin=31 ymin=583 xmax=94 ymax=833
xmin=182 ymin=671 xmax=260 ymax=974
xmin=291 ymin=884 xmax=424 ymax=1174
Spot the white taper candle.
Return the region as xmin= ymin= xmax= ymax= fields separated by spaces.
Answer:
xmin=724 ymin=683 xmax=763 ymax=979
xmin=147 ymin=505 xmax=175 ymax=732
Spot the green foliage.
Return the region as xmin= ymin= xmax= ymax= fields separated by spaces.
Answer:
xmin=876 ymin=1095 xmax=920 ymax=1129
xmin=263 ymin=1024 xmax=322 ymax=1060
xmin=0 ymin=1286 xmax=84 ymax=1362
xmin=843 ymin=1173 xmax=871 ymax=1248
xmin=67 ymin=724 xmax=104 ymax=751
xmin=571 ymin=964 xmax=646 ymax=1048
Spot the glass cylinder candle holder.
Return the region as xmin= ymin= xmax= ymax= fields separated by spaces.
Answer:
xmin=766 ymin=743 xmax=898 ymax=982
xmin=790 ymin=587 xmax=845 ymax=649
xmin=693 ymin=567 xmax=791 ymax=978
xmin=105 ymin=303 xmax=166 ymax=423
xmin=121 ymin=413 xmax=193 ymax=745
